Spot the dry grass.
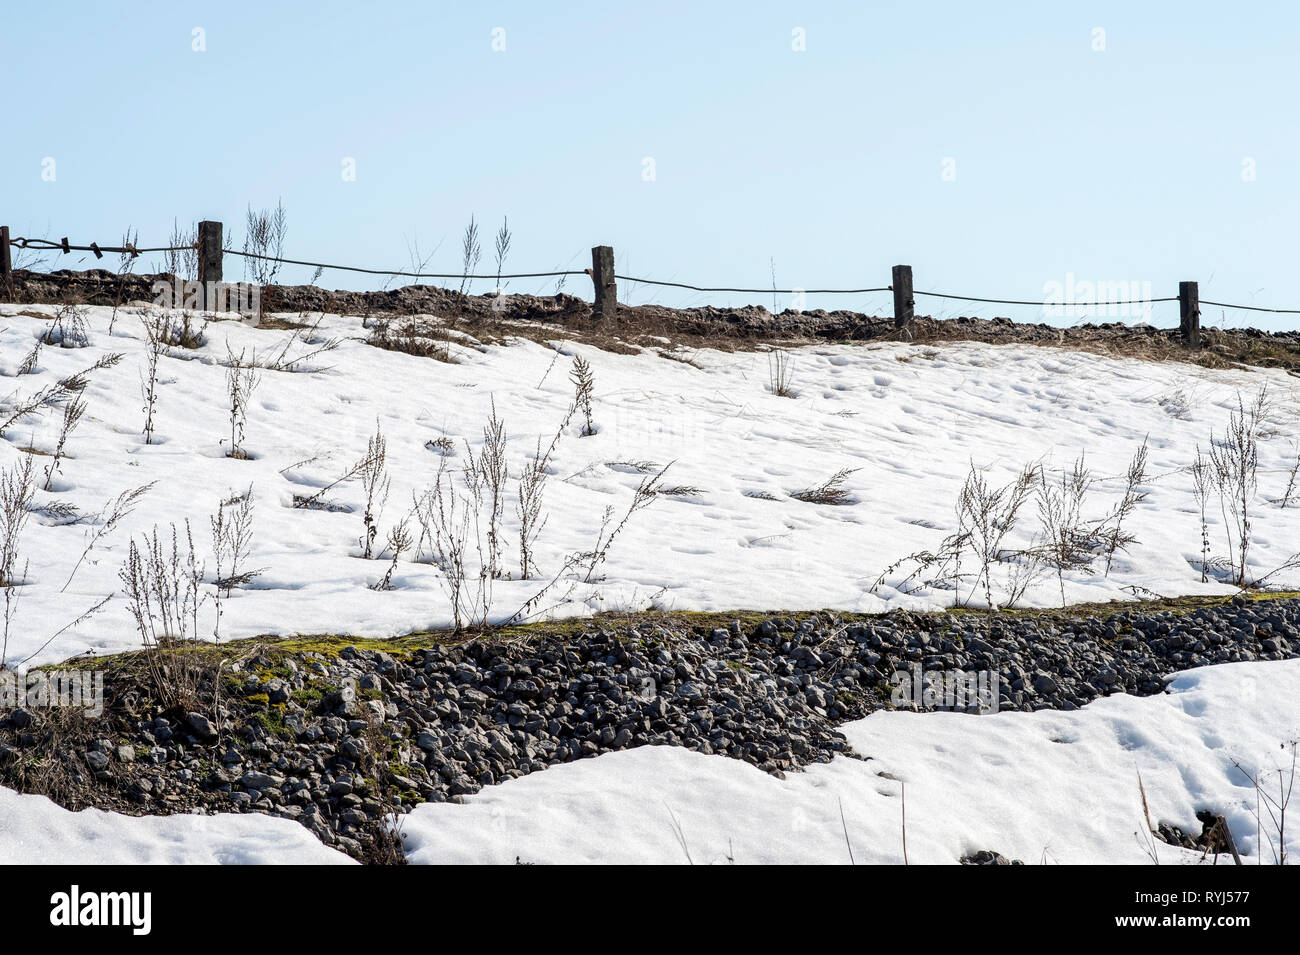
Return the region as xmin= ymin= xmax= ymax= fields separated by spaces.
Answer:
xmin=291 ymin=445 xmax=384 ymax=513
xmin=211 ymin=487 xmax=261 ymax=597
xmin=1230 ymin=739 xmax=1295 ymax=866
xmin=119 ymin=521 xmax=209 ymax=712
xmin=42 ymin=395 xmax=86 ymax=491
xmin=570 ymin=356 xmax=596 ymax=436
xmin=17 ymin=264 xmax=1300 ymax=373
xmin=223 ymin=346 xmax=262 ymax=460
xmin=0 ymin=705 xmax=104 ymax=810
xmin=357 ymin=424 xmax=390 ymax=560
xmin=0 ymin=455 xmax=34 ymax=587
xmin=768 ymin=349 xmax=794 ymax=397
xmin=791 ymin=468 xmax=858 ymax=506
xmin=41 ymin=304 xmax=91 ymax=348
xmin=355 ymin=719 xmax=409 ymax=865
xmin=243 ymin=200 xmax=287 ymax=286
xmin=1209 ymin=389 xmax=1268 ymax=585
xmin=260 ymin=315 xmax=342 ymax=372
xmin=367 ymin=318 xmax=455 ymax=363
xmin=870 ymin=462 xmax=1038 ymax=610
xmin=372 ymin=518 xmax=414 ymax=592
xmin=464 ymin=401 xmax=509 ymax=580
xmin=1 ymin=353 xmax=122 ymax=439
xmin=655 ymin=484 xmax=705 ymax=498
xmin=62 ymin=483 xmax=155 ymax=592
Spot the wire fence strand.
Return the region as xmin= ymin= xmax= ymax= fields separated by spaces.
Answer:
xmin=616 ymin=275 xmax=891 ymax=295
xmin=10 ymin=237 xmax=189 ymax=256
xmin=228 ymin=247 xmax=585 ymax=280
xmin=1200 ymin=299 xmax=1300 ymax=315
xmin=914 ymin=289 xmax=1179 ymax=307
xmin=9 ymin=233 xmax=1300 ymax=316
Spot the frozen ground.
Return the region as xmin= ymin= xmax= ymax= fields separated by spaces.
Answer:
xmin=3 ymin=302 xmax=1296 ymax=864
xmin=2 ymin=658 xmax=1293 ymax=864
xmin=0 ymin=785 xmax=352 ymax=864
xmin=3 ymin=304 xmax=1298 ymax=670
xmin=399 ymin=658 xmax=1299 ymax=865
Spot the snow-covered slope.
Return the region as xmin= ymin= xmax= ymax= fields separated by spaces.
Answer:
xmin=0 ymin=786 xmax=352 ymax=864
xmin=400 ymin=658 xmax=1300 ymax=865
xmin=1 ymin=658 xmax=1291 ymax=865
xmin=2 ymin=303 xmax=1298 ymax=668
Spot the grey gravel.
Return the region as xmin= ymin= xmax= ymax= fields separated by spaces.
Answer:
xmin=3 ymin=595 xmax=1298 ymax=861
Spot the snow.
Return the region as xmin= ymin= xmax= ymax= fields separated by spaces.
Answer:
xmin=399 ymin=659 xmax=1300 ymax=865
xmin=2 ymin=303 xmax=1299 ymax=864
xmin=0 ymin=658 xmax=1289 ymax=866
xmin=2 ymin=303 xmax=1298 ymax=670
xmin=0 ymin=787 xmax=352 ymax=864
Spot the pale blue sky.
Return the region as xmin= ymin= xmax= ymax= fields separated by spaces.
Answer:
xmin=5 ymin=1 xmax=1299 ymax=328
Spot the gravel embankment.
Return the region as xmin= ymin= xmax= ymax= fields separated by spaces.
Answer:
xmin=1 ymin=596 xmax=1296 ymax=860
xmin=9 ymin=268 xmax=1300 ymax=370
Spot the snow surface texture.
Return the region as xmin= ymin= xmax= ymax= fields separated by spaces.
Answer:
xmin=401 ymin=659 xmax=1300 ymax=865
xmin=0 ymin=786 xmax=352 ymax=864
xmin=2 ymin=303 xmax=1299 ymax=670
xmin=2 ymin=659 xmax=1292 ymax=865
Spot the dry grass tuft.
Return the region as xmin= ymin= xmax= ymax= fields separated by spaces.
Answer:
xmin=791 ymin=468 xmax=858 ymax=506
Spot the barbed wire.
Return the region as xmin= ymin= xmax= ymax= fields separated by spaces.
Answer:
xmin=1200 ymin=299 xmax=1300 ymax=315
xmin=229 ymin=247 xmax=585 ymax=280
xmin=9 ymin=234 xmax=1300 ymax=315
xmin=10 ymin=237 xmax=585 ymax=280
xmin=914 ymin=289 xmax=1179 ymax=307
xmin=9 ymin=236 xmax=186 ymax=256
xmin=617 ymin=275 xmax=891 ymax=295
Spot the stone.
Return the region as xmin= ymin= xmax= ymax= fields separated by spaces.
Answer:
xmin=240 ymin=770 xmax=284 ymax=790
xmin=84 ymin=750 xmax=110 ymax=771
xmin=185 ymin=712 xmax=218 ymax=740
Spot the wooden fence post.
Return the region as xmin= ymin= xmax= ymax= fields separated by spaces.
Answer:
xmin=0 ymin=226 xmax=11 ymax=295
xmin=198 ymin=220 xmax=223 ymax=308
xmin=892 ymin=264 xmax=914 ymax=332
xmin=1179 ymin=280 xmax=1200 ymax=348
xmin=591 ymin=245 xmax=616 ymax=320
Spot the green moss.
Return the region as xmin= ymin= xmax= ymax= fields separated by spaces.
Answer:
xmin=249 ymin=709 xmax=293 ymax=741
xmin=249 ymin=635 xmax=425 ymax=660
xmin=33 ymin=591 xmax=1300 ymax=675
xmin=291 ymin=686 xmax=324 ymax=707
xmin=934 ymin=590 xmax=1300 ymax=624
xmin=40 ymin=641 xmax=227 ymax=674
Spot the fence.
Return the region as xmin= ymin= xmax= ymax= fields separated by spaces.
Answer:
xmin=4 ymin=220 xmax=1300 ymax=345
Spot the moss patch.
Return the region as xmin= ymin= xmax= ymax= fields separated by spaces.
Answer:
xmin=35 ymin=591 xmax=1300 ymax=672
